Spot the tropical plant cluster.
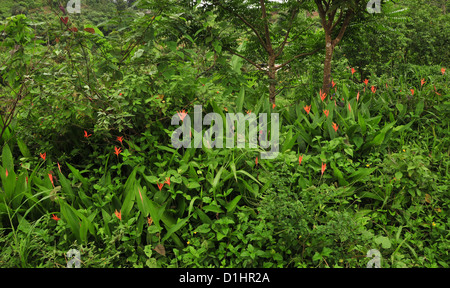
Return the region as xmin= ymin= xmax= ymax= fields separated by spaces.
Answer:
xmin=0 ymin=0 xmax=449 ymax=268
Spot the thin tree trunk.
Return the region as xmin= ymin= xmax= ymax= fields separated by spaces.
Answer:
xmin=268 ymin=54 xmax=277 ymax=104
xmin=322 ymin=33 xmax=334 ymax=96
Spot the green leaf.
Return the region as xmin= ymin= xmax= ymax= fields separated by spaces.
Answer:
xmin=2 ymin=144 xmax=14 ymax=173
xmin=203 ymin=203 xmax=224 ymax=213
xmin=415 ymin=100 xmax=424 ymax=116
xmin=16 ymin=138 xmax=31 ymax=158
xmin=58 ymin=170 xmax=75 ymax=203
xmin=60 ymin=201 xmax=81 ymax=242
xmin=66 ymin=163 xmax=89 ymax=189
xmin=225 ymin=195 xmax=241 ymax=213
xmin=348 ymin=167 xmax=376 ymax=184
xmin=236 ymin=86 xmax=245 ymax=113
xmin=375 ymin=236 xmax=392 ymax=249
xmin=161 ymin=215 xmax=191 ymax=243
xmin=330 ymin=162 xmax=349 ymax=186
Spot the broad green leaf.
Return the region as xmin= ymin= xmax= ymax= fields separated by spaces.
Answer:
xmin=66 ymin=163 xmax=89 ymax=189
xmin=17 ymin=138 xmax=31 ymax=158
xmin=2 ymin=144 xmax=13 ymax=173
xmin=236 ymin=86 xmax=245 ymax=113
xmin=225 ymin=195 xmax=241 ymax=213
xmin=60 ymin=201 xmax=81 ymax=242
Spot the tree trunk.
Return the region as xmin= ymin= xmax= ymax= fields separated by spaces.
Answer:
xmin=322 ymin=33 xmax=334 ymax=96
xmin=268 ymin=55 xmax=277 ymax=105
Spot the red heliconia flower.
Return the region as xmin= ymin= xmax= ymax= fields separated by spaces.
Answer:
xmin=157 ymin=183 xmax=164 ymax=191
xmin=114 ymin=146 xmax=122 ymax=156
xmin=371 ymin=86 xmax=376 ymax=94
xmin=410 ymin=89 xmax=415 ymax=96
xmin=83 ymin=130 xmax=92 ymax=138
xmin=51 ymin=214 xmax=61 ymax=221
xmin=304 ymin=105 xmax=311 ymax=114
xmin=441 ymin=67 xmax=446 ymax=75
xmin=320 ymin=89 xmax=327 ymax=102
xmin=348 ymin=103 xmax=351 ymax=112
xmin=364 ymin=79 xmax=369 ymax=86
xmin=5 ymin=169 xmax=8 ymax=178
xmin=299 ymin=155 xmax=303 ymax=166
xmin=272 ymin=103 xmax=276 ymax=109
xmin=356 ymin=91 xmax=360 ymax=102
xmin=421 ymin=78 xmax=426 ymax=87
xmin=255 ymin=157 xmax=258 ymax=166
xmin=114 ymin=209 xmax=122 ymax=220
xmin=332 ymin=80 xmax=336 ymax=88
xmin=177 ymin=110 xmax=187 ymax=121
xmin=117 ymin=136 xmax=124 ymax=145
xmin=321 ymin=162 xmax=327 ymax=176
xmin=323 ymin=109 xmax=329 ymax=118
xmin=40 ymin=152 xmax=46 ymax=161
xmin=246 ymin=110 xmax=251 ymax=114
xmin=332 ymin=122 xmax=339 ymax=132
xmin=164 ymin=177 xmax=171 ymax=186
xmin=351 ymin=68 xmax=356 ymax=76
xmin=49 ymin=173 xmax=54 ymax=187
xmin=57 ymin=162 xmax=62 ymax=174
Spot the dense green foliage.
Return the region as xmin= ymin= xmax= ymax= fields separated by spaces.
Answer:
xmin=0 ymin=0 xmax=449 ymax=268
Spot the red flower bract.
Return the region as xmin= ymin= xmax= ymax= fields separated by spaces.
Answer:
xmin=40 ymin=152 xmax=46 ymax=161
xmin=321 ymin=163 xmax=326 ymax=176
xmin=332 ymin=122 xmax=339 ymax=132
xmin=48 ymin=173 xmax=54 ymax=187
xmin=304 ymin=105 xmax=311 ymax=114
xmin=177 ymin=110 xmax=187 ymax=121
xmin=114 ymin=146 xmax=122 ymax=156
xmin=114 ymin=209 xmax=121 ymax=220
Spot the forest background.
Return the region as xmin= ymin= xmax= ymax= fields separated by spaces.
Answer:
xmin=0 ymin=0 xmax=449 ymax=268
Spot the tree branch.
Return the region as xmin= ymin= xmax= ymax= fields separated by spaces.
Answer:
xmin=216 ymin=1 xmax=268 ymax=52
xmin=276 ymin=47 xmax=320 ymax=70
xmin=330 ymin=8 xmax=344 ymax=31
xmin=275 ymin=7 xmax=299 ymax=58
xmin=260 ymin=0 xmax=273 ymax=54
xmin=332 ymin=10 xmax=353 ymax=47
xmin=224 ymin=47 xmax=266 ymax=72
